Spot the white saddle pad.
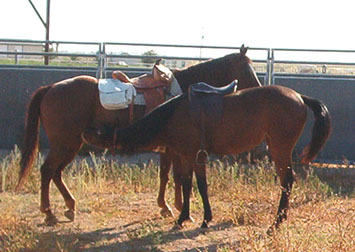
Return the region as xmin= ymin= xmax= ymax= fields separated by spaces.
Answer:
xmin=98 ymin=79 xmax=137 ymax=110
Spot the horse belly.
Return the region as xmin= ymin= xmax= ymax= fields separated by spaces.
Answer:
xmin=210 ymin=128 xmax=265 ymax=155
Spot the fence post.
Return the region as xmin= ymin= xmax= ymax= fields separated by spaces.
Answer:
xmin=269 ymin=49 xmax=275 ymax=85
xmin=96 ymin=43 xmax=103 ymax=78
xmin=14 ymin=50 xmax=18 ymax=65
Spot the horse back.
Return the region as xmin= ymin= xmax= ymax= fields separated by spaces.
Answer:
xmin=214 ymin=86 xmax=307 ymax=152
xmin=40 ymin=76 xmax=101 ymax=142
xmin=41 ymin=75 xmax=99 ymax=114
xmin=177 ymin=86 xmax=306 ymax=155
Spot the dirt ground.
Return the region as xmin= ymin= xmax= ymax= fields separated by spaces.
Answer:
xmin=2 ymin=186 xmax=355 ymax=252
xmin=1 ymin=150 xmax=354 ymax=251
xmin=1 ymin=191 xmax=255 ymax=251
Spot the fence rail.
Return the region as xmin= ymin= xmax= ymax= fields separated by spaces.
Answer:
xmin=1 ymin=39 xmax=355 ymax=83
xmin=0 ymin=39 xmax=354 ymax=160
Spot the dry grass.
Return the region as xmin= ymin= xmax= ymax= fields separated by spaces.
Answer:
xmin=0 ymin=147 xmax=354 ymax=252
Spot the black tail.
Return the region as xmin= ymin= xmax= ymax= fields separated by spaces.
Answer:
xmin=299 ymin=95 xmax=331 ymax=163
xmin=15 ymin=85 xmax=51 ymax=192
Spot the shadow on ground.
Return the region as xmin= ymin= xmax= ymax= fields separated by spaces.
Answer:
xmin=294 ymin=164 xmax=355 ymax=196
xmin=35 ymin=221 xmax=238 ymax=252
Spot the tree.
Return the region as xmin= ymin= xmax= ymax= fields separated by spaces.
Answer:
xmin=141 ymin=50 xmax=158 ymax=64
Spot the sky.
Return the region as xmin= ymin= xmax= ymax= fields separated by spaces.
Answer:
xmin=2 ymin=0 xmax=355 ymax=61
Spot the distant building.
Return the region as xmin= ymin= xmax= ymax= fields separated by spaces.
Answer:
xmin=162 ymin=59 xmax=200 ymax=69
xmin=108 ymin=56 xmax=140 ymax=67
xmin=0 ymin=43 xmax=43 ymax=59
xmin=298 ymin=65 xmax=319 ymax=74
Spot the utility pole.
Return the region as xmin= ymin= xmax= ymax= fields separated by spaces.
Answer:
xmin=44 ymin=0 xmax=50 ymax=65
xmin=28 ymin=0 xmax=51 ymax=65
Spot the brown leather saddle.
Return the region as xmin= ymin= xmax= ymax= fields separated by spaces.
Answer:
xmin=188 ymin=81 xmax=237 ymax=164
xmin=112 ymin=60 xmax=174 ymax=115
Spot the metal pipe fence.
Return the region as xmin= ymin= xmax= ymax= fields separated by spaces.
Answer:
xmin=1 ymin=38 xmax=355 ymax=83
xmin=0 ymin=39 xmax=354 ymax=160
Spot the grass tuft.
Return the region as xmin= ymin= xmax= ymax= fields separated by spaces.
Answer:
xmin=0 ymin=148 xmax=354 ymax=251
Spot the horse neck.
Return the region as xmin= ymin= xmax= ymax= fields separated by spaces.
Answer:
xmin=117 ymin=95 xmax=184 ymax=152
xmin=236 ymin=68 xmax=262 ymax=90
xmin=236 ymin=78 xmax=262 ymax=90
xmin=119 ymin=130 xmax=165 ymax=152
xmin=173 ymin=58 xmax=239 ymax=93
xmin=173 ymin=53 xmax=262 ymax=92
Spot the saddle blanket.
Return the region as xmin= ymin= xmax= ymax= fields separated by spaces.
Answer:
xmin=99 ymin=79 xmax=144 ymax=110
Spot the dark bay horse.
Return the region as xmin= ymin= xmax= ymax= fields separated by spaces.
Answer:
xmin=158 ymin=46 xmax=262 ymax=216
xmin=82 ymin=85 xmax=331 ymax=232
xmin=15 ymin=46 xmax=262 ymax=225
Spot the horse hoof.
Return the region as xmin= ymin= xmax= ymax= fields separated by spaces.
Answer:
xmin=45 ymin=215 xmax=58 ymax=226
xmin=172 ymin=221 xmax=183 ymax=230
xmin=200 ymin=221 xmax=209 ymax=229
xmin=160 ymin=207 xmax=174 ymax=218
xmin=187 ymin=216 xmax=195 ymax=223
xmin=64 ymin=210 xmax=75 ymax=221
xmin=266 ymin=226 xmax=276 ymax=236
xmin=171 ymin=224 xmax=182 ymax=231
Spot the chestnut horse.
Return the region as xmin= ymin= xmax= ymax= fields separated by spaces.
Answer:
xmin=82 ymin=85 xmax=331 ymax=232
xmin=15 ymin=46 xmax=262 ymax=225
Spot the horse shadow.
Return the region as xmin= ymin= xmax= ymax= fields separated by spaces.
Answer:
xmin=35 ymin=220 xmax=238 ymax=252
xmin=294 ymin=164 xmax=355 ymax=196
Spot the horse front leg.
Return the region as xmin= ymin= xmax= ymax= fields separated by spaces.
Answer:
xmin=157 ymin=152 xmax=174 ymax=217
xmin=176 ymin=160 xmax=194 ymax=228
xmin=195 ymin=163 xmax=212 ymax=228
xmin=172 ymin=154 xmax=183 ymax=212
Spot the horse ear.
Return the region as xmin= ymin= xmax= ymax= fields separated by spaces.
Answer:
xmin=154 ymin=58 xmax=162 ymax=65
xmin=240 ymin=44 xmax=248 ymax=55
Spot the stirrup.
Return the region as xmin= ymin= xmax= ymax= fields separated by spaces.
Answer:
xmin=195 ymin=149 xmax=209 ymax=165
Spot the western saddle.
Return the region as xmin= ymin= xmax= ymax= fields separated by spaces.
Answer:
xmin=111 ymin=60 xmax=175 ymax=121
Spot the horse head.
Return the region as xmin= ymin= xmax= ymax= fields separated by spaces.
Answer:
xmin=81 ymin=125 xmax=116 ymax=149
xmin=152 ymin=59 xmax=174 ymax=84
xmin=232 ymin=44 xmax=262 ymax=90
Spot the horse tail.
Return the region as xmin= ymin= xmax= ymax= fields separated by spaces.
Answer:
xmin=299 ymin=95 xmax=331 ymax=164
xmin=15 ymin=85 xmax=51 ymax=192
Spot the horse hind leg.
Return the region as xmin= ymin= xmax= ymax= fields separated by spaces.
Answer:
xmin=195 ymin=163 xmax=212 ymax=228
xmin=52 ymin=149 xmax=79 ymax=222
xmin=157 ymin=153 xmax=174 ymax=217
xmin=40 ymin=146 xmax=80 ymax=225
xmin=39 ymin=150 xmax=62 ymax=225
xmin=266 ymin=139 xmax=295 ymax=234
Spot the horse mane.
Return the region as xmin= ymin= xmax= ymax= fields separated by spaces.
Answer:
xmin=116 ymin=95 xmax=186 ymax=153
xmin=173 ymin=52 xmax=252 ymax=92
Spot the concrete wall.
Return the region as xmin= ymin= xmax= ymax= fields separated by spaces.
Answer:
xmin=0 ymin=67 xmax=98 ymax=148
xmin=274 ymin=75 xmax=355 ymax=161
xmin=0 ymin=67 xmax=352 ymax=161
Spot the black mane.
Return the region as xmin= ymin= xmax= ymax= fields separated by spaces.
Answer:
xmin=173 ymin=52 xmax=251 ymax=93
xmin=116 ymin=95 xmax=186 ymax=153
